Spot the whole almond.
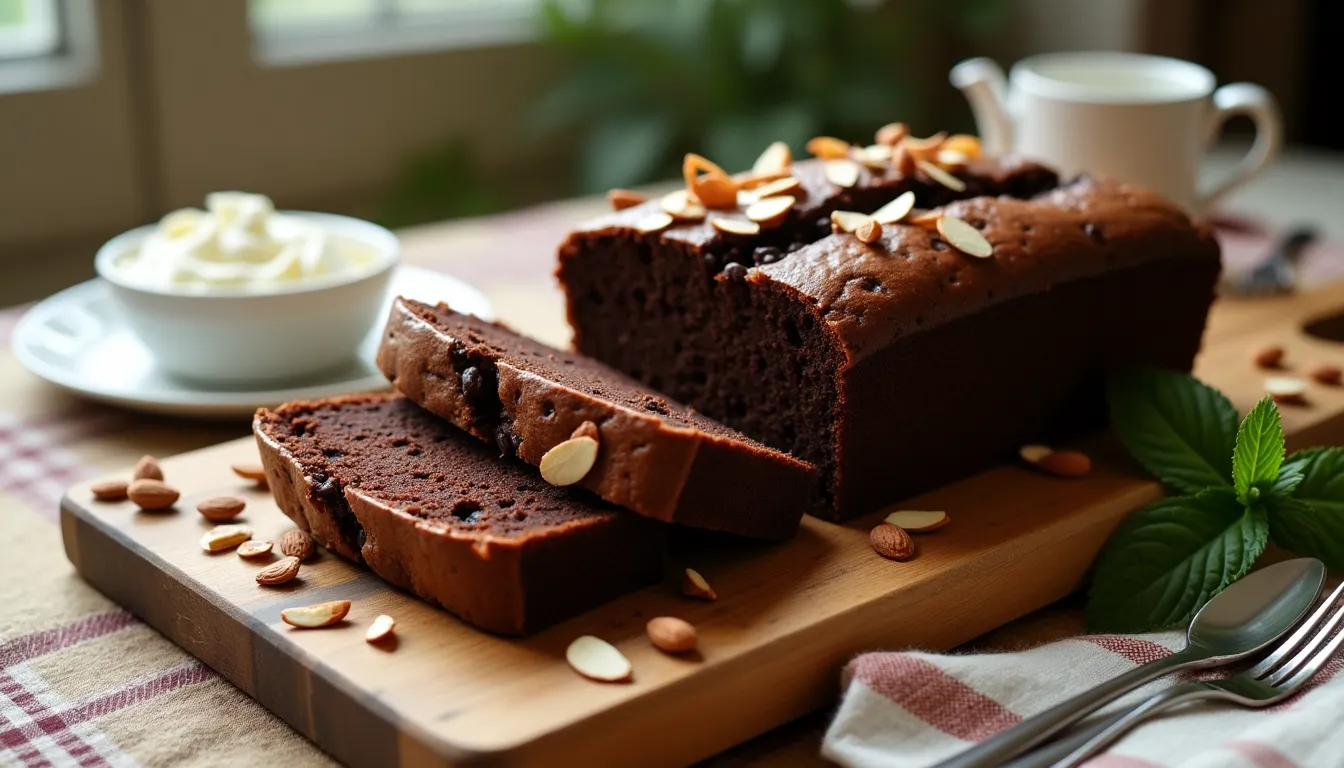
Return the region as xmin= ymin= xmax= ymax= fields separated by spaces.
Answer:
xmin=197 ymin=496 xmax=246 ymax=522
xmin=1252 ymin=344 xmax=1284 ymax=368
xmin=1036 ymin=450 xmax=1092 ymax=477
xmin=200 ymin=524 xmax=252 ymax=553
xmin=91 ymin=479 xmax=129 ymax=502
xmin=1308 ymin=363 xmax=1342 ymax=386
xmin=281 ymin=600 xmax=350 ymax=629
xmin=237 ymin=540 xmax=273 ymax=559
xmin=256 ymin=555 xmax=301 ymax=585
xmin=127 ymin=479 xmax=180 ymax=511
xmin=132 ymin=455 xmax=164 ymax=482
xmin=647 ymin=617 xmax=698 ymax=654
xmin=870 ymin=523 xmax=915 ymax=561
xmin=280 ymin=529 xmax=315 ymax=561
xmin=231 ymin=462 xmax=268 ymax=484
xmin=681 ymin=568 xmax=717 ymax=601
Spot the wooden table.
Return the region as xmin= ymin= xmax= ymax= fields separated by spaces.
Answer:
xmin=4 ymin=148 xmax=1344 ymax=766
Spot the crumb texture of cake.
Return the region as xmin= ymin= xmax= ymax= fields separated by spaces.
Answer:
xmin=558 ymin=147 xmax=1221 ymax=521
xmin=254 ymin=394 xmax=665 ymax=635
xmin=376 ymin=298 xmax=817 ymax=540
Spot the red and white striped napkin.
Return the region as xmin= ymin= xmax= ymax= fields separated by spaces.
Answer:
xmin=823 ymin=630 xmax=1344 ymax=768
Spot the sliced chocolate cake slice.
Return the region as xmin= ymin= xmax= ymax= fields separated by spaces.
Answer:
xmin=376 ymin=298 xmax=816 ymax=541
xmin=255 ymin=394 xmax=664 ymax=636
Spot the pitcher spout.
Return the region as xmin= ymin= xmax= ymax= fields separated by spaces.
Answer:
xmin=950 ymin=57 xmax=1014 ymax=156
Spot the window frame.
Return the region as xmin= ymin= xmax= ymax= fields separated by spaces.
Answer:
xmin=0 ymin=0 xmax=98 ymax=94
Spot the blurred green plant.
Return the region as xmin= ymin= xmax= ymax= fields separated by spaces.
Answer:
xmin=375 ymin=142 xmax=508 ymax=229
xmin=532 ymin=0 xmax=1006 ymax=193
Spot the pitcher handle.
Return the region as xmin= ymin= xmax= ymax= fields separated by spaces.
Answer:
xmin=1197 ymin=83 xmax=1281 ymax=214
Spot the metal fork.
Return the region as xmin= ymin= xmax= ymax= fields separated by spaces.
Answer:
xmin=1221 ymin=225 xmax=1316 ymax=296
xmin=1011 ymin=580 xmax=1344 ymax=768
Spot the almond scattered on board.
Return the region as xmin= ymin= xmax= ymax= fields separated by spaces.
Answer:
xmin=647 ymin=617 xmax=698 ymax=654
xmin=132 ymin=455 xmax=164 ymax=481
xmin=1308 ymin=363 xmax=1342 ymax=386
xmin=237 ymin=540 xmax=273 ymax=559
xmin=231 ymin=462 xmax=268 ymax=484
xmin=566 ymin=635 xmax=632 ymax=683
xmin=280 ymin=529 xmax=316 ymax=561
xmin=366 ymin=614 xmax=396 ymax=643
xmin=883 ymin=510 xmax=949 ymax=533
xmin=197 ymin=496 xmax=245 ymax=522
xmin=937 ymin=215 xmax=992 ymax=258
xmin=1252 ymin=344 xmax=1285 ymax=368
xmin=1036 ymin=450 xmax=1092 ymax=477
xmin=91 ymin=479 xmax=129 ymax=502
xmin=200 ymin=524 xmax=252 ymax=553
xmin=281 ymin=600 xmax=350 ymax=629
xmin=127 ymin=479 xmax=179 ymax=511
xmin=870 ymin=523 xmax=915 ymax=561
xmin=681 ymin=567 xmax=717 ymax=601
xmin=1266 ymin=376 xmax=1308 ymax=405
xmin=256 ymin=555 xmax=301 ymax=584
xmin=606 ymin=189 xmax=646 ymax=211
xmin=539 ymin=435 xmax=600 ymax=486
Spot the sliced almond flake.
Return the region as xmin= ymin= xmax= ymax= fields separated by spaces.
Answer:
xmin=892 ymin=146 xmax=916 ymax=176
xmin=539 ymin=436 xmax=599 ymax=486
xmin=683 ymin=152 xmax=730 ymax=189
xmin=883 ymin=509 xmax=949 ymax=532
xmin=634 ymin=212 xmax=674 ymax=234
xmin=830 ymin=210 xmax=873 ymax=234
xmin=1019 ymin=444 xmax=1054 ymax=464
xmin=943 ymin=133 xmax=982 ymax=158
xmin=875 ymin=121 xmax=909 ymax=147
xmin=745 ymin=195 xmax=795 ymax=226
xmin=871 ymin=191 xmax=916 ymax=224
xmin=902 ymin=131 xmax=948 ymax=157
xmin=711 ymin=217 xmax=762 ymax=236
xmin=853 ymin=144 xmax=892 ymax=170
xmin=734 ymin=169 xmax=791 ymax=190
xmin=1265 ymin=376 xmax=1308 ymax=402
xmin=751 ymin=176 xmax=802 ymax=199
xmin=692 ymin=175 xmax=739 ymax=209
xmin=917 ymin=160 xmax=967 ymax=192
xmin=938 ymin=215 xmax=993 ymax=258
xmin=736 ymin=189 xmax=759 ymax=207
xmin=606 ymin=189 xmax=646 ymax=210
xmin=824 ymin=160 xmax=861 ymax=188
xmin=566 ymin=635 xmax=632 ymax=682
xmin=806 ymin=136 xmax=851 ymax=159
xmin=935 ymin=149 xmax=970 ymax=168
xmin=752 ymin=141 xmax=792 ymax=175
xmin=660 ymin=189 xmax=706 ymax=221
xmin=908 ymin=211 xmax=942 ymax=228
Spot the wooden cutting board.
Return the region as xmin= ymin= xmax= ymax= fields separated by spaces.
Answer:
xmin=60 ymin=283 xmax=1344 ymax=767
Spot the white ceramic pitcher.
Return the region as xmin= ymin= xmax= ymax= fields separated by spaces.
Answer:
xmin=950 ymin=52 xmax=1281 ymax=216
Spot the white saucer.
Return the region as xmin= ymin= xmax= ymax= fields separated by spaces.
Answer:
xmin=12 ymin=266 xmax=493 ymax=418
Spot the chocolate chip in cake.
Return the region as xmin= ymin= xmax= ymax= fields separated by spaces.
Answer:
xmin=723 ymin=262 xmax=748 ymax=282
xmin=1082 ymin=222 xmax=1108 ymax=244
xmin=461 ymin=365 xmax=484 ymax=403
xmin=754 ymin=247 xmax=783 ymax=265
xmin=494 ymin=423 xmax=521 ymax=457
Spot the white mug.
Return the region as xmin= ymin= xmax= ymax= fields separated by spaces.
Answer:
xmin=951 ymin=51 xmax=1281 ymax=216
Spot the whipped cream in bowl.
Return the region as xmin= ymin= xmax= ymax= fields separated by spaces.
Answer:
xmin=95 ymin=193 xmax=399 ymax=385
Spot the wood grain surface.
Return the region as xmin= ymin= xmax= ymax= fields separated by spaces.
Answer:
xmin=60 ymin=284 xmax=1344 ymax=767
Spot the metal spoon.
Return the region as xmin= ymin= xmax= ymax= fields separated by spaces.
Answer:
xmin=934 ymin=558 xmax=1326 ymax=768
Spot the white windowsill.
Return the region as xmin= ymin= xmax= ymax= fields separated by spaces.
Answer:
xmin=251 ymin=6 xmax=538 ymax=67
xmin=0 ymin=0 xmax=97 ymax=95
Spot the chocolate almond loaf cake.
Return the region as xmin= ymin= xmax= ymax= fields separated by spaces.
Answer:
xmin=255 ymin=394 xmax=664 ymax=635
xmin=558 ymin=131 xmax=1221 ymax=520
xmin=377 ymin=297 xmax=817 ymax=540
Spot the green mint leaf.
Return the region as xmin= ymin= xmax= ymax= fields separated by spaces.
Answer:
xmin=1086 ymin=487 xmax=1268 ymax=633
xmin=1265 ymin=447 xmax=1344 ymax=570
xmin=1232 ymin=397 xmax=1286 ymax=505
xmin=1107 ymin=369 xmax=1238 ymax=494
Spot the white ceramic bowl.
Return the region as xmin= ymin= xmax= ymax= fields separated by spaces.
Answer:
xmin=94 ymin=212 xmax=399 ymax=385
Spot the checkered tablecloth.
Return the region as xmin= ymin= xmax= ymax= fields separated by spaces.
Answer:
xmin=0 ymin=204 xmax=1338 ymax=766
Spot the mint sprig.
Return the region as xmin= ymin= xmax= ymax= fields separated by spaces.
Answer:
xmin=1088 ymin=370 xmax=1340 ymax=632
